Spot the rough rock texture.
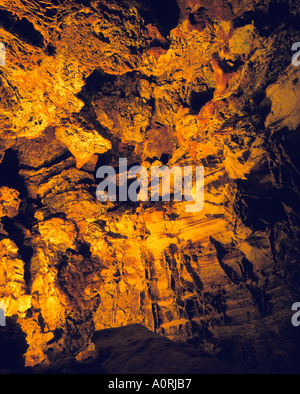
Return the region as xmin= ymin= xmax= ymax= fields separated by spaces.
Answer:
xmin=0 ymin=0 xmax=300 ymax=373
xmin=28 ymin=324 xmax=245 ymax=374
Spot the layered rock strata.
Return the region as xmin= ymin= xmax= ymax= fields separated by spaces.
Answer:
xmin=0 ymin=0 xmax=299 ymax=373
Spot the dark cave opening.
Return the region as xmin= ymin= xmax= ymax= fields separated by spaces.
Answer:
xmin=0 ymin=9 xmax=44 ymax=47
xmin=0 ymin=317 xmax=28 ymax=373
xmin=0 ymin=149 xmax=27 ymax=198
xmin=148 ymin=0 xmax=181 ymax=37
xmin=46 ymin=44 xmax=56 ymax=56
xmin=81 ymin=69 xmax=116 ymax=94
xmin=189 ymin=89 xmax=215 ymax=115
xmin=160 ymin=154 xmax=170 ymax=165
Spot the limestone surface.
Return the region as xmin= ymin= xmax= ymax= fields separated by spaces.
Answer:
xmin=0 ymin=0 xmax=300 ymax=373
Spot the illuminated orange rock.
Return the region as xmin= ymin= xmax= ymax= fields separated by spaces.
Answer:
xmin=0 ymin=187 xmax=20 ymax=218
xmin=55 ymin=124 xmax=112 ymax=169
xmin=0 ymin=0 xmax=299 ymax=374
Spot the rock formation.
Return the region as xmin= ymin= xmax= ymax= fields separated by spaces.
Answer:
xmin=0 ymin=0 xmax=299 ymax=373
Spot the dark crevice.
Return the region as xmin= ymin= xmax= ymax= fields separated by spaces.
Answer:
xmin=19 ymin=150 xmax=73 ymax=172
xmin=185 ymin=298 xmax=198 ymax=320
xmin=0 ymin=149 xmax=36 ymax=291
xmin=239 ymin=257 xmax=257 ymax=283
xmin=252 ymin=91 xmax=272 ymax=121
xmin=80 ymin=69 xmax=117 ymax=94
xmin=247 ymin=286 xmax=271 ymax=317
xmin=208 ymin=292 xmax=231 ymax=324
xmin=210 ymin=237 xmax=239 ymax=284
xmin=217 ymin=58 xmax=245 ymax=74
xmin=46 ymin=44 xmax=56 ymax=56
xmin=0 ymin=149 xmax=27 ymax=198
xmin=235 ymin=145 xmax=298 ymax=231
xmin=78 ymin=242 xmax=92 ymax=259
xmin=189 ymin=88 xmax=215 ymax=115
xmin=183 ymin=254 xmax=204 ymax=292
xmin=38 ymin=312 xmax=46 ymax=333
xmin=93 ymin=31 xmax=110 ymax=44
xmin=189 ymin=7 xmax=207 ymax=24
xmin=160 ymin=154 xmax=170 ymax=165
xmin=151 ymin=303 xmax=162 ymax=330
xmin=77 ymin=69 xmax=119 ymax=144
xmin=47 ymin=328 xmax=64 ymax=345
xmin=189 ymin=7 xmax=210 ymax=31
xmin=0 ymin=9 xmax=44 ymax=47
xmin=2 ymin=216 xmax=33 ymax=291
xmin=148 ymin=0 xmax=180 ymax=37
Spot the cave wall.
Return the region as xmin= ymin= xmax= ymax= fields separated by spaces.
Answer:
xmin=0 ymin=0 xmax=300 ymax=373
